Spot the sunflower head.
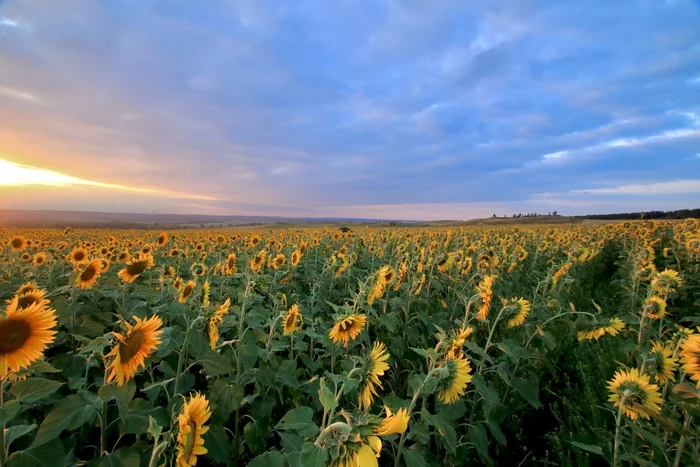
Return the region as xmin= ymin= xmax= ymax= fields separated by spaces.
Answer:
xmin=250 ymin=250 xmax=267 ymax=272
xmin=76 ymin=259 xmax=103 ymax=289
xmin=32 ymin=252 xmax=48 ymax=267
xmin=282 ymin=304 xmax=303 ymax=335
xmin=291 ymin=250 xmax=302 ymax=267
xmin=106 ymin=315 xmax=163 ymax=386
xmin=179 ymin=280 xmax=197 ymax=303
xmin=443 ymin=326 xmax=474 ymax=360
xmin=475 ymin=275 xmax=496 ymax=321
xmin=650 ymin=269 xmax=682 ymax=297
xmin=642 ymin=296 xmax=667 ymax=320
xmin=272 ymin=253 xmax=286 ymax=270
xmin=13 ymin=287 xmax=50 ymax=311
xmin=358 ymin=342 xmax=390 ymax=411
xmin=207 ymin=299 xmax=231 ymax=350
xmin=176 ymin=393 xmax=211 ymax=467
xmin=505 ymin=297 xmax=531 ymax=328
xmin=647 ymin=342 xmax=677 ymax=384
xmin=436 ymin=356 xmax=472 ymax=404
xmin=9 ymin=236 xmax=27 ymax=251
xmin=0 ymin=298 xmax=58 ymax=378
xmin=607 ymin=368 xmax=662 ymax=420
xmin=680 ymin=333 xmax=700 ymax=388
xmin=118 ymin=253 xmax=154 ymax=283
xmin=67 ymin=247 xmax=89 ymax=266
xmin=329 ymin=314 xmax=367 ymax=348
xmin=156 ymin=232 xmax=168 ymax=247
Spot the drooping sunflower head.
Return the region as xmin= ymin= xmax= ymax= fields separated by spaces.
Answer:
xmin=436 ymin=356 xmax=472 ymax=404
xmin=329 ymin=314 xmax=367 ymax=348
xmin=291 ymin=250 xmax=302 ymax=267
xmin=272 ymin=253 xmax=286 ymax=270
xmin=680 ymin=333 xmax=700 ymax=388
xmin=0 ymin=299 xmax=58 ymax=378
xmin=373 ymin=406 xmax=410 ymax=437
xmin=603 ymin=317 xmax=625 ymax=336
xmin=282 ymin=304 xmax=303 ymax=335
xmin=67 ymin=247 xmax=89 ymax=266
xmin=642 ymin=296 xmax=667 ymax=320
xmin=9 ymin=235 xmax=27 ymax=252
xmin=207 ymin=298 xmax=231 ymax=350
xmin=475 ymin=275 xmax=496 ymax=321
xmin=106 ymin=315 xmax=163 ymax=386
xmin=118 ymin=253 xmax=154 ymax=283
xmin=647 ymin=341 xmax=677 ymax=384
xmin=650 ymin=269 xmax=683 ymax=297
xmin=358 ymin=342 xmax=390 ymax=411
xmin=577 ymin=317 xmax=625 ymax=341
xmin=443 ymin=326 xmax=474 ymax=360
xmin=250 ymin=249 xmax=267 ymax=272
xmin=607 ymin=368 xmax=663 ymax=420
xmin=505 ymin=297 xmax=531 ymax=328
xmin=75 ymin=259 xmax=103 ymax=290
xmin=179 ymin=280 xmax=197 ymax=303
xmin=176 ymin=392 xmax=211 ymax=467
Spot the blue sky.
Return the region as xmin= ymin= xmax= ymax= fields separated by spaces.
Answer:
xmin=1 ymin=0 xmax=699 ymax=220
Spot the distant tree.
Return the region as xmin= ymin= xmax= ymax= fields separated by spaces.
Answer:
xmin=492 ymin=213 xmax=497 ymax=218
xmin=553 ymin=210 xmax=558 ymax=216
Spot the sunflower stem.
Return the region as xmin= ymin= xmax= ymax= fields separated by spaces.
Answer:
xmin=672 ymin=413 xmax=692 ymax=467
xmin=0 ymin=378 xmax=6 ymax=467
xmin=612 ymin=394 xmax=627 ymax=467
xmin=233 ymin=275 xmax=253 ymax=466
xmin=99 ymin=402 xmax=108 ymax=456
xmin=394 ymin=362 xmax=435 ymax=467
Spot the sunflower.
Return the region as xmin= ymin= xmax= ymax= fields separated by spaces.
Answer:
xmin=15 ymin=282 xmax=38 ymax=296
xmin=392 ymin=262 xmax=408 ymax=291
xmin=118 ymin=253 xmax=154 ymax=283
xmin=444 ymin=326 xmax=474 ymax=359
xmin=476 ymin=275 xmax=496 ymax=320
xmin=106 ymin=315 xmax=163 ymax=386
xmin=642 ymin=296 xmax=667 ymax=319
xmin=603 ymin=317 xmax=626 ymax=336
xmin=0 ymin=299 xmax=58 ymax=378
xmin=552 ymin=263 xmax=572 ymax=287
xmin=156 ymin=232 xmax=168 ymax=247
xmin=32 ymin=252 xmax=47 ymax=267
xmin=359 ymin=342 xmax=390 ymax=410
xmin=13 ymin=287 xmax=50 ymax=311
xmin=223 ymin=253 xmax=237 ymax=275
xmin=190 ymin=262 xmax=207 ymax=277
xmin=329 ymin=314 xmax=367 ymax=347
xmin=271 ymin=253 xmax=286 ymax=270
xmin=250 ymin=250 xmax=267 ymax=273
xmin=330 ymin=442 xmax=378 ymax=467
xmin=174 ymin=277 xmax=183 ymax=291
xmin=373 ymin=406 xmax=410 ymax=436
xmin=20 ymin=252 xmax=31 ymax=262
xmin=650 ymin=269 xmax=682 ymax=297
xmin=282 ymin=304 xmax=303 ymax=335
xmin=368 ymin=265 xmax=393 ymax=305
xmin=506 ymin=298 xmax=531 ymax=328
xmin=647 ymin=342 xmax=677 ymax=384
xmin=75 ymin=259 xmax=103 ymax=289
xmin=207 ymin=299 xmax=231 ymax=350
xmin=291 ymin=250 xmax=302 ymax=267
xmin=201 ymin=281 xmax=211 ymax=307
xmin=179 ymin=280 xmax=196 ymax=303
xmin=176 ymin=392 xmax=211 ymax=467
xmin=607 ymin=368 xmax=662 ymax=420
xmin=249 ymin=234 xmax=262 ymax=247
xmin=9 ymin=236 xmax=27 ymax=251
xmin=117 ymin=250 xmax=131 ymax=262
xmin=67 ymin=247 xmax=89 ymax=266
xmin=437 ymin=356 xmax=472 ymax=404
xmin=680 ymin=333 xmax=700 ymax=388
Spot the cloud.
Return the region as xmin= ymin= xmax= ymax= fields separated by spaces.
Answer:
xmin=570 ymin=179 xmax=700 ymax=195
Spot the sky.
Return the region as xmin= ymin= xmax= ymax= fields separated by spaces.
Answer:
xmin=1 ymin=0 xmax=699 ymax=221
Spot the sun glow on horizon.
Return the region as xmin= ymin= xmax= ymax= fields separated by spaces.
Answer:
xmin=0 ymin=157 xmax=218 ymax=201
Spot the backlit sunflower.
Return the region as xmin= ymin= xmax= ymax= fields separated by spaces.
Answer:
xmin=250 ymin=250 xmax=267 ymax=272
xmin=647 ymin=341 xmax=677 ymax=384
xmin=642 ymin=296 xmax=667 ymax=319
xmin=118 ymin=253 xmax=154 ymax=283
xmin=680 ymin=333 xmax=700 ymax=388
xmin=0 ymin=299 xmax=58 ymax=378
xmin=607 ymin=368 xmax=662 ymax=420
xmin=506 ymin=298 xmax=531 ymax=328
xmin=9 ymin=235 xmax=27 ymax=251
xmin=437 ymin=356 xmax=472 ymax=404
xmin=329 ymin=314 xmax=367 ymax=347
xmin=207 ymin=299 xmax=231 ymax=350
xmin=359 ymin=342 xmax=390 ymax=410
xmin=282 ymin=304 xmax=303 ymax=335
xmin=67 ymin=247 xmax=89 ymax=266
xmin=650 ymin=269 xmax=682 ymax=297
xmin=32 ymin=252 xmax=47 ymax=267
xmin=176 ymin=392 xmax=211 ymax=467
xmin=476 ymin=275 xmax=496 ymax=320
xmin=106 ymin=315 xmax=163 ymax=386
xmin=179 ymin=280 xmax=196 ymax=303
xmin=76 ymin=259 xmax=103 ymax=289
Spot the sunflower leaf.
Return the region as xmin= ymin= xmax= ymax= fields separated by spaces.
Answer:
xmin=11 ymin=378 xmax=63 ymax=404
xmin=299 ymin=443 xmax=327 ymax=467
xmin=248 ymin=450 xmax=284 ymax=467
xmin=567 ymin=441 xmax=604 ymax=456
xmin=318 ymin=378 xmax=337 ymax=414
xmin=33 ymin=395 xmax=97 ymax=448
xmin=512 ymin=377 xmax=542 ymax=409
xmin=275 ymin=407 xmax=320 ymax=439
xmin=7 ymin=438 xmax=65 ymax=467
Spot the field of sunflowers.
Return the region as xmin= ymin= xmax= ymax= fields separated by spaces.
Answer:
xmin=0 ymin=220 xmax=698 ymax=467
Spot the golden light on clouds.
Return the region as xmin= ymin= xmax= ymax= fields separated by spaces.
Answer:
xmin=0 ymin=157 xmax=217 ymax=201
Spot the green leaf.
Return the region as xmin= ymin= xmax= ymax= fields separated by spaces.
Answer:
xmin=77 ymin=336 xmax=110 ymax=356
xmin=276 ymin=407 xmax=319 ymax=438
xmin=33 ymin=395 xmax=98 ymax=448
xmin=248 ymin=450 xmax=284 ymax=467
xmin=567 ymin=441 xmax=604 ymax=456
xmin=99 ymin=380 xmax=136 ymax=418
xmin=511 ymin=377 xmax=542 ymax=409
xmin=318 ymin=378 xmax=338 ymax=414
xmin=199 ymin=351 xmax=235 ymax=376
xmin=120 ymin=399 xmax=168 ymax=435
xmin=487 ymin=422 xmax=507 ymax=446
xmin=471 ymin=374 xmax=500 ymax=406
xmin=7 ymin=439 xmax=65 ymax=467
xmin=469 ymin=423 xmax=489 ymax=459
xmin=278 ymin=432 xmax=305 ymax=453
xmin=276 ymin=360 xmax=300 ymax=388
xmin=210 ymin=380 xmax=244 ymax=422
xmin=628 ymin=423 xmax=665 ymax=452
xmin=403 ymin=448 xmax=428 ymax=467
xmin=299 ymin=443 xmax=328 ymax=467
xmin=203 ymin=425 xmax=230 ymax=464
xmin=5 ymin=424 xmax=37 ymax=447
xmin=27 ymin=360 xmax=62 ymax=374
xmin=244 ymin=421 xmax=267 ymax=455
xmin=11 ymin=378 xmax=64 ymax=404
xmin=147 ymin=416 xmax=162 ymax=437
xmin=421 ymin=410 xmax=456 ymax=455
xmin=0 ymin=400 xmax=20 ymax=426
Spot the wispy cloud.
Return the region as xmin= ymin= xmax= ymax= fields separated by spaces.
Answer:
xmin=570 ymin=179 xmax=700 ymax=195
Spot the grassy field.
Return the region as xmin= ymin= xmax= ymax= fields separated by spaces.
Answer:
xmin=0 ymin=220 xmax=698 ymax=466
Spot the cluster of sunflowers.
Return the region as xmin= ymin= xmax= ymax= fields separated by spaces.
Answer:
xmin=0 ymin=218 xmax=698 ymax=466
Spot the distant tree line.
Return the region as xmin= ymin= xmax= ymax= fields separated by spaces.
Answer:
xmin=574 ymin=208 xmax=700 ymax=220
